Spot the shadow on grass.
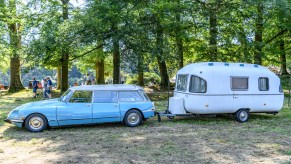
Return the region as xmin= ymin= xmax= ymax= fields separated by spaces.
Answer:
xmin=1 ymin=91 xmax=291 ymax=163
xmin=2 ymin=112 xmax=291 ymax=163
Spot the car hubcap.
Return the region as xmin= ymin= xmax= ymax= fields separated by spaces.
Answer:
xmin=29 ymin=116 xmax=44 ymax=130
xmin=239 ymin=111 xmax=248 ymax=122
xmin=128 ymin=113 xmax=140 ymax=125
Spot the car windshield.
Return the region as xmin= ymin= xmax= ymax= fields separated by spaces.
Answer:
xmin=59 ymin=89 xmax=73 ymax=102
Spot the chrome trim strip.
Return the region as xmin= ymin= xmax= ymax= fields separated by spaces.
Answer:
xmin=11 ymin=119 xmax=24 ymax=123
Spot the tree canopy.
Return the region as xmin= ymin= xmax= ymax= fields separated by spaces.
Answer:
xmin=0 ymin=0 xmax=290 ymax=92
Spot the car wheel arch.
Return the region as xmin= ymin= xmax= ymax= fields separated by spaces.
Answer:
xmin=125 ymin=108 xmax=145 ymax=121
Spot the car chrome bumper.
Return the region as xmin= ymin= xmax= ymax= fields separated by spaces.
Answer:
xmin=4 ymin=118 xmax=12 ymax=124
xmin=4 ymin=119 xmax=23 ymax=124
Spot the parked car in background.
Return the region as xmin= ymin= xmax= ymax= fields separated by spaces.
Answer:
xmin=4 ymin=85 xmax=155 ymax=132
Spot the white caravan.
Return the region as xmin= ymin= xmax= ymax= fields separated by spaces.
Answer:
xmin=167 ymin=62 xmax=284 ymax=122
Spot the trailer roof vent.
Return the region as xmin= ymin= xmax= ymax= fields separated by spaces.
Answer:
xmin=224 ymin=63 xmax=229 ymax=66
xmin=254 ymin=64 xmax=258 ymax=68
xmin=208 ymin=63 xmax=214 ymax=66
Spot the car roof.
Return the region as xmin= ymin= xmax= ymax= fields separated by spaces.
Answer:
xmin=69 ymin=84 xmax=143 ymax=91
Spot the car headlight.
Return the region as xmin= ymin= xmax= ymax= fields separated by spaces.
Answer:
xmin=7 ymin=109 xmax=21 ymax=120
xmin=9 ymin=109 xmax=19 ymax=116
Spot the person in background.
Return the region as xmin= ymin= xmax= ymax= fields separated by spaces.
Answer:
xmin=46 ymin=77 xmax=52 ymax=99
xmin=86 ymin=74 xmax=91 ymax=85
xmin=41 ymin=78 xmax=48 ymax=99
xmin=32 ymin=77 xmax=38 ymax=98
xmin=91 ymin=75 xmax=95 ymax=85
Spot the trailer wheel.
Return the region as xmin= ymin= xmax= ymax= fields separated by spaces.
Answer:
xmin=235 ymin=109 xmax=249 ymax=123
xmin=168 ymin=116 xmax=175 ymax=120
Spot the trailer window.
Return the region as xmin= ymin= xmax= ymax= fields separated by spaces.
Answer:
xmin=189 ymin=76 xmax=206 ymax=93
xmin=258 ymin=78 xmax=269 ymax=91
xmin=176 ymin=75 xmax=188 ymax=91
xmin=231 ymin=77 xmax=248 ymax=91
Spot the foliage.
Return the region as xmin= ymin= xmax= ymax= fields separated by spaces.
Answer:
xmin=0 ymin=0 xmax=291 ymax=90
xmin=126 ymin=72 xmax=161 ymax=85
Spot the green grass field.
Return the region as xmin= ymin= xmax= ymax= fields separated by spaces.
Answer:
xmin=0 ymin=89 xmax=291 ymax=163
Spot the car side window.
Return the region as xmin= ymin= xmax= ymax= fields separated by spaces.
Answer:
xmin=119 ymin=91 xmax=144 ymax=102
xmin=93 ymin=91 xmax=118 ymax=103
xmin=69 ymin=91 xmax=92 ymax=103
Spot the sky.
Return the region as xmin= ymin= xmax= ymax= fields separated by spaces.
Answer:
xmin=70 ymin=0 xmax=85 ymax=7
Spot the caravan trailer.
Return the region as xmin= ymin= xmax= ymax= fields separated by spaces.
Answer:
xmin=160 ymin=62 xmax=284 ymax=122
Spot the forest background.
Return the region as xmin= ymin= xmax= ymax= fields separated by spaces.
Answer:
xmin=0 ymin=0 xmax=290 ymax=92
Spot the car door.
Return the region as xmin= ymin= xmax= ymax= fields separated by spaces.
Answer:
xmin=92 ymin=90 xmax=121 ymax=123
xmin=57 ymin=90 xmax=93 ymax=125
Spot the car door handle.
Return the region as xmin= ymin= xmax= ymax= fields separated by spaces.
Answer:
xmin=86 ymin=104 xmax=91 ymax=107
xmin=233 ymin=97 xmax=238 ymax=99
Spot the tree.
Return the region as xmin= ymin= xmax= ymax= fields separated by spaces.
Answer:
xmin=254 ymin=1 xmax=263 ymax=65
xmin=0 ymin=0 xmax=25 ymax=92
xmin=60 ymin=0 xmax=69 ymax=91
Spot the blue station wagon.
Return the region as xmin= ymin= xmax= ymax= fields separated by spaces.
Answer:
xmin=4 ymin=85 xmax=155 ymax=132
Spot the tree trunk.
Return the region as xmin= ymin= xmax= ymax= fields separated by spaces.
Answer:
xmin=279 ymin=39 xmax=288 ymax=75
xmin=60 ymin=0 xmax=69 ymax=92
xmin=254 ymin=2 xmax=263 ymax=65
xmin=8 ymin=0 xmax=24 ymax=92
xmin=96 ymin=59 xmax=105 ymax=84
xmin=137 ymin=53 xmax=144 ymax=86
xmin=209 ymin=9 xmax=218 ymax=61
xmin=156 ymin=20 xmax=169 ymax=89
xmin=61 ymin=53 xmax=69 ymax=91
xmin=238 ymin=28 xmax=251 ymax=63
xmin=175 ymin=0 xmax=183 ymax=68
xmin=112 ymin=23 xmax=120 ymax=84
xmin=56 ymin=66 xmax=61 ymax=90
xmin=9 ymin=57 xmax=24 ymax=92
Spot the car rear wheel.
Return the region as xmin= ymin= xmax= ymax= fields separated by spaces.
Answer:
xmin=25 ymin=114 xmax=48 ymax=132
xmin=124 ymin=110 xmax=143 ymax=127
xmin=235 ymin=109 xmax=249 ymax=123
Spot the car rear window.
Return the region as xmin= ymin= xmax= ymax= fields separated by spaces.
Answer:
xmin=139 ymin=90 xmax=150 ymax=101
xmin=119 ymin=91 xmax=144 ymax=102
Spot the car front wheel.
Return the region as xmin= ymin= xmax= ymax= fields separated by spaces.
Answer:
xmin=124 ymin=110 xmax=143 ymax=127
xmin=25 ymin=114 xmax=48 ymax=132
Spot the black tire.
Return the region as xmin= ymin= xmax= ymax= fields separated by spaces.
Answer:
xmin=168 ymin=116 xmax=175 ymax=120
xmin=124 ymin=110 xmax=143 ymax=127
xmin=235 ymin=109 xmax=249 ymax=123
xmin=25 ymin=114 xmax=48 ymax=132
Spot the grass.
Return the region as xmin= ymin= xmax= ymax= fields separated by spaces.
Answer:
xmin=0 ymin=89 xmax=291 ymax=163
